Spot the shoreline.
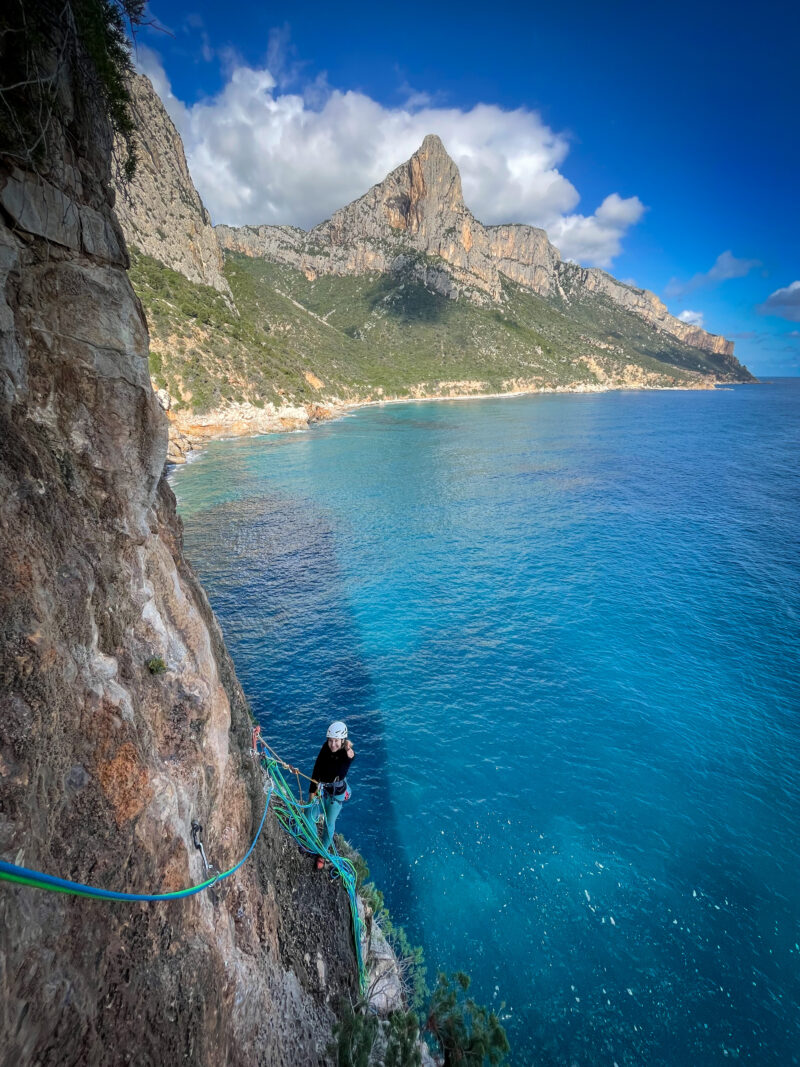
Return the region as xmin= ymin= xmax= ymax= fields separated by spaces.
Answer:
xmin=163 ymin=376 xmax=756 ymax=464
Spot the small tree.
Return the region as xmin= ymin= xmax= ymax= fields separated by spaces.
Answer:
xmin=329 ymin=1000 xmax=380 ymax=1067
xmin=383 ymin=1010 xmax=422 ymax=1067
xmin=330 ymin=1000 xmax=421 ymax=1067
xmin=424 ymin=972 xmax=509 ymax=1066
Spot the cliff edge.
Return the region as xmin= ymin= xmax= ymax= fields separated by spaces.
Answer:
xmin=113 ymin=73 xmax=232 ymax=297
xmin=0 ymin=5 xmax=360 ymax=1062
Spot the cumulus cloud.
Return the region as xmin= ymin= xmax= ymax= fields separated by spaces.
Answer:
xmin=678 ymin=309 xmax=704 ymax=326
xmin=548 ymin=193 xmax=646 ymax=268
xmin=665 ymin=250 xmax=761 ymax=299
xmin=136 ymin=47 xmax=644 ymax=267
xmin=757 ymin=281 xmax=800 ymax=322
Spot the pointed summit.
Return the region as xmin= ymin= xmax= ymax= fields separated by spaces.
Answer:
xmin=399 ymin=134 xmax=466 ymax=233
xmin=419 ymin=133 xmax=446 ymax=152
xmin=314 ymin=133 xmax=470 ymax=253
xmin=214 ymin=131 xmax=740 ymax=367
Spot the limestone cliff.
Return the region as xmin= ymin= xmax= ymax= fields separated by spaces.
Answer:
xmin=114 ymin=74 xmax=231 ymax=298
xmin=0 ymin=12 xmax=362 ymax=1064
xmin=216 ymin=134 xmax=734 ymax=361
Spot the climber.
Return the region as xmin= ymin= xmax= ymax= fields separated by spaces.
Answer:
xmin=308 ymin=721 xmax=355 ymax=870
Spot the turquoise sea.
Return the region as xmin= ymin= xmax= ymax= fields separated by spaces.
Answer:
xmin=171 ymin=380 xmax=800 ymax=1065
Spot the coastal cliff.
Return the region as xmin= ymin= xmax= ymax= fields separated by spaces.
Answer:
xmin=113 ymin=73 xmax=231 ymax=298
xmin=0 ymin=6 xmax=369 ymax=1062
xmin=110 ymin=75 xmax=752 ymax=448
xmin=215 ymin=133 xmax=736 ymax=362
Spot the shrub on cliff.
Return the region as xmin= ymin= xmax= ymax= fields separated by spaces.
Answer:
xmin=330 ymin=1001 xmax=422 ymax=1067
xmin=0 ymin=0 xmax=144 ymax=178
xmin=424 ymin=972 xmax=509 ymax=1066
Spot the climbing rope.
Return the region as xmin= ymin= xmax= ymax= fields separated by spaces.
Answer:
xmin=251 ymin=731 xmax=367 ymax=995
xmin=1 ymin=728 xmax=367 ymax=995
xmin=253 ymin=726 xmax=320 ymax=802
xmin=0 ymin=773 xmax=274 ymax=902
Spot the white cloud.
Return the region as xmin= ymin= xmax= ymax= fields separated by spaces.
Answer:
xmin=135 ymin=48 xmax=644 ymax=268
xmin=758 ymin=281 xmax=800 ymax=322
xmin=665 ymin=250 xmax=760 ymax=298
xmin=678 ymin=309 xmax=704 ymax=326
xmin=548 ymin=194 xmax=646 ymax=268
xmin=706 ymin=250 xmax=760 ymax=282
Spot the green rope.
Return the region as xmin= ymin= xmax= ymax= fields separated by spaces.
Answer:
xmin=0 ymin=748 xmax=367 ymax=995
xmin=262 ymin=755 xmax=368 ymax=995
xmin=0 ymin=783 xmax=272 ymax=902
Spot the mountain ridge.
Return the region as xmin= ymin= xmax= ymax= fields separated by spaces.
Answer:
xmin=215 ymin=133 xmax=735 ymax=361
xmin=113 ymin=74 xmax=755 ymax=453
xmin=113 ymin=74 xmax=231 ymax=297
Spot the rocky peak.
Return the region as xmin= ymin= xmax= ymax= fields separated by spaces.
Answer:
xmin=215 ymin=133 xmax=739 ymax=361
xmin=113 ymin=74 xmax=231 ymax=298
xmin=386 ymin=133 xmax=467 ymax=236
xmin=312 ymin=133 xmax=472 ymax=256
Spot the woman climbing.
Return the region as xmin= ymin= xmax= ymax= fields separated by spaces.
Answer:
xmin=308 ymin=721 xmax=355 ymax=870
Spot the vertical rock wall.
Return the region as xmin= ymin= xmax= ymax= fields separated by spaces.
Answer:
xmin=113 ymin=74 xmax=232 ymax=298
xmin=0 ymin=15 xmax=356 ymax=1065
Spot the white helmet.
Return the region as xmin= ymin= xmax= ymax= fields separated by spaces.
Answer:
xmin=327 ymin=721 xmax=348 ymax=740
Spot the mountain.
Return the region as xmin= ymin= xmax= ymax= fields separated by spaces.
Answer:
xmin=116 ymin=77 xmax=754 ymax=446
xmin=216 ymin=133 xmax=737 ymax=362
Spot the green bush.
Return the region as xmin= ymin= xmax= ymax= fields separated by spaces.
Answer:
xmin=329 ymin=1001 xmax=380 ymax=1067
xmin=424 ymin=972 xmax=509 ymax=1066
xmin=329 ymin=1001 xmax=421 ymax=1067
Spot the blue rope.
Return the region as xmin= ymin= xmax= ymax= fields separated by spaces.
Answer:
xmin=0 ymin=781 xmax=273 ymax=902
xmin=1 ymin=749 xmax=367 ymax=994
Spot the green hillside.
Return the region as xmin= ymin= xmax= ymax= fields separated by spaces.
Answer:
xmin=130 ymin=248 xmax=747 ymax=414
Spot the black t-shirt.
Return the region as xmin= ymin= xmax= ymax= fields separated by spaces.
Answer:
xmin=310 ymin=742 xmax=354 ymax=794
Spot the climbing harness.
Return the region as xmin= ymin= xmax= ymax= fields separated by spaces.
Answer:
xmin=1 ymin=726 xmax=367 ymax=994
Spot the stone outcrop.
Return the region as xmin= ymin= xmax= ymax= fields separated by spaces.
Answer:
xmin=114 ymin=74 xmax=231 ymax=297
xmin=216 ymin=134 xmax=735 ymax=360
xmin=164 ymin=397 xmax=346 ymax=461
xmin=0 ymin=20 xmax=360 ymax=1065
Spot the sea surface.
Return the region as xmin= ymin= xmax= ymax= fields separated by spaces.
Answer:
xmin=171 ymin=381 xmax=800 ymax=1065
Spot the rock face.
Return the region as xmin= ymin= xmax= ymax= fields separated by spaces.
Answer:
xmin=113 ymin=74 xmax=231 ymax=297
xmin=0 ymin=20 xmax=359 ymax=1065
xmin=216 ymin=134 xmax=734 ymax=359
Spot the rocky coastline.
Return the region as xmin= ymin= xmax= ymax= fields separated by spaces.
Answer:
xmin=161 ymin=373 xmax=732 ymax=464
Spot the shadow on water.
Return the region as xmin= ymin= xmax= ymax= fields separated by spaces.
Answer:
xmin=180 ymin=490 xmax=422 ymax=932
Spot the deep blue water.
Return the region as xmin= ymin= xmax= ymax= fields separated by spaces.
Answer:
xmin=171 ymin=381 xmax=800 ymax=1065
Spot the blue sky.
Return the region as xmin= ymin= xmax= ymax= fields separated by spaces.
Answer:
xmin=137 ymin=0 xmax=799 ymax=375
